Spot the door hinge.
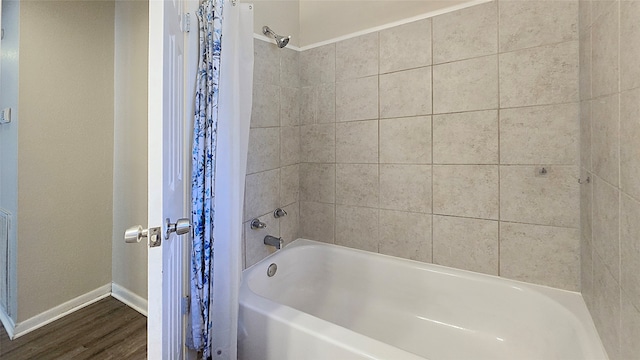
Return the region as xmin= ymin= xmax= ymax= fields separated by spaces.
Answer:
xmin=183 ymin=13 xmax=191 ymax=33
xmin=182 ymin=296 xmax=190 ymax=314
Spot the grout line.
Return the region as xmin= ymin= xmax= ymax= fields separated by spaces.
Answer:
xmin=430 ymin=18 xmax=435 ymax=264
xmin=333 ymin=47 xmax=337 ymax=246
xmin=377 ymin=31 xmax=382 ymax=254
xmin=496 ymin=0 xmax=501 ymax=277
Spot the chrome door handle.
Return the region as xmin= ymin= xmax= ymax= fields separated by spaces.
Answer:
xmin=125 ymin=225 xmax=148 ymax=243
xmin=165 ymin=218 xmax=191 ymax=239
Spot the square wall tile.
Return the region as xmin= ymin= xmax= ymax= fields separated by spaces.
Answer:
xmin=591 ymin=2 xmax=620 ymax=98
xmin=592 ymin=253 xmax=621 ymax=360
xmin=621 ymin=0 xmax=640 ymax=91
xmin=620 ymin=88 xmax=640 ymax=200
xmin=280 ymin=164 xmax=299 ymax=206
xmin=500 ymin=166 xmax=579 ymax=228
xmin=621 ymin=290 xmax=640 ymax=360
xmin=591 ymin=3 xmax=619 ymax=98
xmin=500 ymin=222 xmax=580 ymax=291
xmin=336 ymin=164 xmax=379 ymax=208
xmin=380 ymin=165 xmax=432 ymax=213
xmin=379 ymin=210 xmax=432 ymax=262
xmin=580 ymin=167 xmax=593 ymax=244
xmin=500 ymin=103 xmax=579 ymax=165
xmin=251 ymin=82 xmax=280 ymax=128
xmin=300 ymin=123 xmax=335 ymax=163
xmin=433 ymin=55 xmax=498 ymax=114
xmin=433 ymin=110 xmax=498 ymax=164
xmin=247 ymin=127 xmax=280 ymax=174
xmin=254 ymin=39 xmax=280 ymax=85
xmin=280 ymin=202 xmax=299 ymax=246
xmin=299 ymin=201 xmax=335 ymax=243
xmin=433 ymin=216 xmax=498 ymax=275
xmin=579 ymin=32 xmax=592 ymax=101
xmin=299 ymin=163 xmax=335 ymax=204
xmin=280 ymin=87 xmax=300 ymax=127
xmin=380 ymin=67 xmax=432 ymax=119
xmin=499 ymin=41 xmax=578 ymax=108
xmin=433 ymin=1 xmax=497 ymax=64
xmin=336 ymin=76 xmax=379 ymax=122
xmin=317 ymin=83 xmax=336 ymax=123
xmin=592 ymin=176 xmax=620 ymax=283
xmin=300 ymin=86 xmax=316 ymax=125
xmin=579 ymin=0 xmax=592 ymax=34
xmin=582 ymin=230 xmax=594 ymax=308
xmin=433 ymin=165 xmax=499 ymax=219
xmin=591 ymin=93 xmax=619 ymax=186
xmin=380 ymin=116 xmax=432 ymax=164
xmin=592 ymin=0 xmax=616 ymax=24
xmin=379 ymin=18 xmax=432 ymax=74
xmin=244 ymin=214 xmax=279 ymax=268
xmin=336 ymin=32 xmax=379 ymax=81
xmin=499 ymin=0 xmax=578 ymax=52
xmin=336 ymin=120 xmax=378 ymax=164
xmin=581 ymin=101 xmax=592 ymax=171
xmin=280 ymin=47 xmax=299 ymax=89
xmin=300 ymin=85 xmax=336 ymax=125
xmin=280 ymin=126 xmax=300 ymax=167
xmin=620 ymin=194 xmax=640 ymax=311
xmin=300 ymin=44 xmax=335 ymax=86
xmin=335 ymin=205 xmax=379 ymax=252
xmin=244 ymin=169 xmax=280 ymax=222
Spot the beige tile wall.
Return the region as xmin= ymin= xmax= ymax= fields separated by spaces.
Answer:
xmin=579 ymin=0 xmax=640 ymax=358
xmin=243 ymin=41 xmax=300 ymax=268
xmin=296 ymin=0 xmax=581 ymax=291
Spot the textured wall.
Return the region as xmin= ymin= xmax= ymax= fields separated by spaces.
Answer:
xmin=17 ymin=0 xmax=114 ymax=322
xmin=579 ymin=0 xmax=640 ymax=358
xmin=296 ymin=0 xmax=581 ymax=291
xmin=243 ymin=40 xmax=301 ymax=268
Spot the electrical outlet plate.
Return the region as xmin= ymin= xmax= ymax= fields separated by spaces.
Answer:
xmin=0 ymin=108 xmax=11 ymax=124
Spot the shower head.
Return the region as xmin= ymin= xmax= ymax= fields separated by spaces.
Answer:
xmin=263 ymin=26 xmax=291 ymax=48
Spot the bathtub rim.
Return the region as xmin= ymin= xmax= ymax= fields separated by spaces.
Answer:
xmin=240 ymin=238 xmax=609 ymax=360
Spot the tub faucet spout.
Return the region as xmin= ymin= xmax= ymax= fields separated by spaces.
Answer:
xmin=264 ymin=235 xmax=283 ymax=250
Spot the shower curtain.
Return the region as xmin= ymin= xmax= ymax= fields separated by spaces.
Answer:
xmin=190 ymin=0 xmax=253 ymax=358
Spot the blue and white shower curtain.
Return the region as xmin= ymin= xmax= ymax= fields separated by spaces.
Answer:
xmin=190 ymin=0 xmax=223 ymax=357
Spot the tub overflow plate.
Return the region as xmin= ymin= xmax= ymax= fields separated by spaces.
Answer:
xmin=267 ymin=263 xmax=277 ymax=277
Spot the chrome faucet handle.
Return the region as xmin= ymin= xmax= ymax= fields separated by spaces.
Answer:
xmin=273 ymin=208 xmax=287 ymax=218
xmin=250 ymin=218 xmax=267 ymax=230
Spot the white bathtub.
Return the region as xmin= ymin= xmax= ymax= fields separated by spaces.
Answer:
xmin=238 ymin=239 xmax=608 ymax=360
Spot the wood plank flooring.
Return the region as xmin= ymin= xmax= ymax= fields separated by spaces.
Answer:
xmin=0 ymin=297 xmax=146 ymax=360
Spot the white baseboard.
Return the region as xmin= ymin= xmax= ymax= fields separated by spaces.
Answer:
xmin=111 ymin=282 xmax=148 ymax=317
xmin=0 ymin=304 xmax=16 ymax=339
xmin=12 ymin=283 xmax=111 ymax=339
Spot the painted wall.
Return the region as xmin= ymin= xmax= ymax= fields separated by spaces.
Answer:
xmin=294 ymin=0 xmax=580 ymax=291
xmin=244 ymin=0 xmax=475 ymax=48
xmin=17 ymin=0 xmax=114 ymax=322
xmin=243 ymin=39 xmax=300 ymax=268
xmin=579 ymin=0 xmax=640 ymax=358
xmin=249 ymin=0 xmax=300 ymax=47
xmin=299 ymin=0 xmax=468 ymax=46
xmin=0 ymin=0 xmax=20 ymax=321
xmin=112 ymin=0 xmax=149 ymax=303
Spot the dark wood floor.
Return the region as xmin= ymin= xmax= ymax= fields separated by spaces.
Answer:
xmin=0 ymin=297 xmax=146 ymax=359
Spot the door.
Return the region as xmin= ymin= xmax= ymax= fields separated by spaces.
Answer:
xmin=147 ymin=0 xmax=191 ymax=358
